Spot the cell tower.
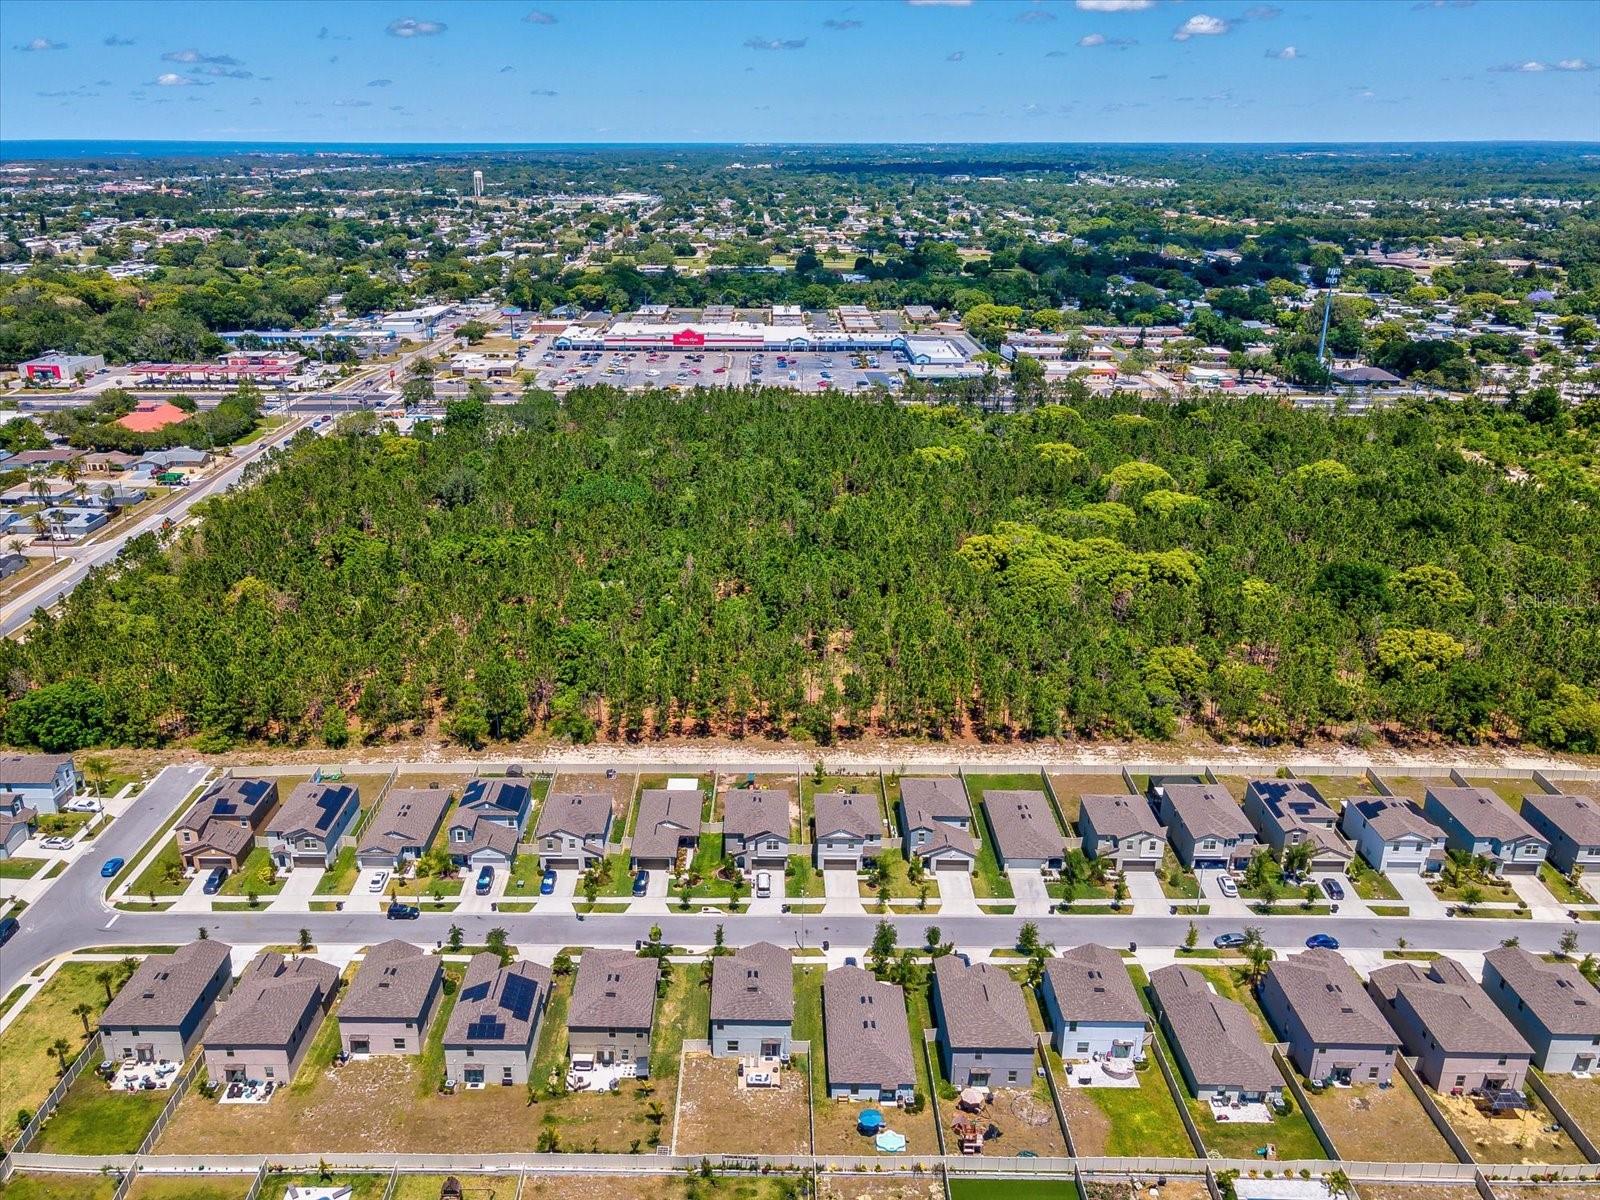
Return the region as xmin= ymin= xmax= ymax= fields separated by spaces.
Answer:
xmin=472 ymin=170 xmax=483 ymax=200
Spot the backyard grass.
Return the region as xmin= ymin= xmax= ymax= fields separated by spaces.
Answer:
xmin=799 ymin=773 xmax=884 ymax=843
xmin=0 ymin=960 xmax=133 ymax=1147
xmin=0 ymin=1175 xmax=116 ymax=1200
xmin=1296 ymin=774 xmax=1381 ymax=806
xmin=673 ymin=1053 xmax=810 ymax=1155
xmin=1463 ymin=776 xmax=1535 ymax=811
xmin=0 ymin=857 xmax=45 ymax=879
xmin=216 ymin=846 xmax=285 ymax=897
xmin=650 ymin=961 xmax=712 ymax=1080
xmin=1303 ymin=1077 xmax=1457 ymax=1163
xmin=314 ymin=846 xmax=360 ymax=895
xmin=34 ymin=1070 xmax=169 ymax=1153
xmin=391 ymin=1177 xmax=519 ymax=1200
xmin=949 ymin=1183 xmax=1081 ymax=1200
xmin=635 ymin=773 xmax=712 ymax=828
xmin=1046 ymin=772 xmax=1132 ymax=831
xmin=965 ymin=770 xmax=1050 ymax=810
xmin=1048 ymin=1045 xmax=1193 ymax=1157
xmin=794 ymin=964 xmax=825 ymax=1100
xmin=1539 ymin=861 xmax=1595 ymax=905
xmin=126 ymin=1176 xmax=254 ymax=1200
xmin=1539 ymin=1072 xmax=1600 ymax=1144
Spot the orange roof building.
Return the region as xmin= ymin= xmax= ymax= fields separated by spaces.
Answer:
xmin=117 ymin=402 xmax=191 ymax=434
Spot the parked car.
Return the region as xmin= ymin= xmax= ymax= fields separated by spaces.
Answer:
xmin=63 ymin=799 xmax=101 ymax=813
xmin=386 ymin=902 xmax=421 ymax=920
xmin=475 ymin=866 xmax=494 ymax=896
xmin=0 ymin=916 xmax=17 ymax=945
xmin=99 ymin=857 xmax=125 ymax=878
xmin=1216 ymin=875 xmax=1239 ymax=898
xmin=756 ymin=870 xmax=772 ymax=899
xmin=367 ymin=870 xmax=390 ymax=894
xmin=1305 ymin=933 xmax=1340 ymax=950
xmin=1213 ymin=932 xmax=1248 ymax=949
xmin=540 ymin=869 xmax=557 ymax=895
xmin=1321 ymin=877 xmax=1346 ymax=901
xmin=39 ymin=836 xmax=74 ymax=850
xmin=202 ymin=866 xmax=227 ymax=894
xmin=632 ymin=869 xmax=650 ymax=896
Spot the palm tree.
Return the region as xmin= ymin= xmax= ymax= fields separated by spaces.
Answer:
xmin=29 ymin=513 xmax=56 ymax=562
xmin=50 ymin=1037 xmax=72 ymax=1076
xmin=95 ymin=968 xmax=114 ymax=1004
xmin=73 ymin=1002 xmax=94 ymax=1036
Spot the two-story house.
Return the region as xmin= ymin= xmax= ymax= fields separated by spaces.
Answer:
xmin=630 ymin=788 xmax=702 ymax=872
xmin=445 ymin=776 xmax=532 ymax=871
xmin=812 ymin=790 xmax=884 ymax=871
xmin=442 ymin=953 xmax=551 ymax=1087
xmin=898 ymin=777 xmax=976 ymax=873
xmin=176 ymin=776 xmax=279 ymax=873
xmin=1367 ymin=957 xmax=1534 ymax=1094
xmin=1076 ymin=794 xmax=1165 ymax=872
xmin=100 ymin=939 xmax=233 ymax=1064
xmin=930 ymin=955 xmax=1036 ymax=1089
xmin=203 ymin=951 xmax=339 ymax=1088
xmin=266 ymin=781 xmax=361 ymax=870
xmin=710 ymin=941 xmax=794 ymax=1059
xmin=0 ymin=792 xmax=38 ymax=858
xmin=823 ymin=965 xmax=916 ymax=1103
xmin=1154 ymin=783 xmax=1256 ymax=871
xmin=1422 ymin=786 xmax=1549 ymax=874
xmin=338 ymin=939 xmax=444 ymax=1058
xmin=722 ymin=788 xmax=791 ymax=872
xmin=1519 ymin=793 xmax=1600 ymax=877
xmin=1338 ymin=796 xmax=1447 ymax=875
xmin=0 ymin=753 xmax=76 ymax=814
xmin=1259 ymin=949 xmax=1400 ymax=1086
xmin=356 ymin=786 xmax=452 ymax=871
xmin=1482 ymin=946 xmax=1600 ymax=1074
xmin=533 ymin=790 xmax=613 ymax=871
xmin=1242 ymin=780 xmax=1353 ymax=872
xmin=568 ymin=949 xmax=658 ymax=1077
xmin=1039 ymin=942 xmax=1150 ymax=1065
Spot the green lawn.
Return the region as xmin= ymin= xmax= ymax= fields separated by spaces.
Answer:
xmin=216 ymin=846 xmax=286 ymax=897
xmin=1158 ymin=849 xmax=1201 ymax=899
xmin=416 ymin=964 xmax=464 ymax=1095
xmin=1057 ymin=1044 xmax=1194 ymax=1157
xmin=507 ymin=852 xmax=546 ymax=897
xmin=650 ymin=961 xmax=711 ymax=1079
xmin=36 ymin=812 xmax=93 ymax=839
xmin=258 ymin=1176 xmax=384 ymax=1200
xmin=34 ymin=1070 xmax=169 ymax=1153
xmin=949 ymin=1181 xmax=1080 ymax=1200
xmin=966 ymin=770 xmax=1059 ymax=831
xmin=0 ymin=1174 xmax=116 ymax=1200
xmin=528 ymin=970 xmax=571 ymax=1094
xmin=314 ymin=847 xmax=359 ymax=895
xmin=794 ymin=964 xmax=827 ymax=1102
xmin=0 ymin=858 xmax=45 ymax=879
xmin=968 ymin=798 xmax=1017 ymax=900
xmin=799 ymin=773 xmax=884 ymax=843
xmin=127 ymin=836 xmax=188 ymax=898
xmin=859 ymin=846 xmax=938 ymax=905
xmin=1540 ymin=861 xmax=1594 ymax=905
xmin=1348 ymin=861 xmax=1401 ymax=901
xmin=126 ymin=1176 xmax=253 ymax=1200
xmin=785 ymin=854 xmax=824 ymax=898
xmin=585 ymin=851 xmax=637 ymax=898
xmin=289 ymin=971 xmax=352 ymax=1094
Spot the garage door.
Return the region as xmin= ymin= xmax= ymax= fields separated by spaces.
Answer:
xmin=1123 ymin=859 xmax=1159 ymax=872
xmin=822 ymin=859 xmax=857 ymax=871
xmin=1195 ymin=859 xmax=1226 ymax=871
xmin=936 ymin=858 xmax=967 ymax=872
xmin=544 ymin=858 xmax=579 ymax=870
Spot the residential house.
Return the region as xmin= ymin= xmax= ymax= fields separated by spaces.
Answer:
xmin=266 ymin=781 xmax=361 ymax=870
xmin=1519 ymin=793 xmax=1600 ymax=876
xmin=140 ymin=447 xmax=211 ymax=474
xmin=0 ymin=553 xmax=26 ymax=582
xmin=1422 ymin=786 xmax=1549 ymax=875
xmin=458 ymin=777 xmax=534 ymax=832
xmin=445 ymin=777 xmax=530 ymax=870
xmin=100 ymin=939 xmax=233 ymax=1064
xmin=177 ymin=776 xmax=278 ymax=872
xmin=1076 ymin=794 xmax=1165 ymax=872
xmin=898 ymin=777 xmax=977 ymax=873
xmin=930 ymin=955 xmax=1036 ymax=1089
xmin=1242 ymin=780 xmax=1353 ymax=871
xmin=0 ymin=793 xmax=37 ymax=858
xmin=441 ymin=953 xmax=552 ymax=1086
xmin=34 ymin=508 xmax=107 ymax=539
xmin=1482 ymin=946 xmax=1600 ymax=1074
xmin=1154 ymin=783 xmax=1256 ymax=870
xmin=1148 ymin=964 xmax=1284 ymax=1105
xmin=812 ymin=790 xmax=884 ymax=870
xmin=1259 ymin=949 xmax=1400 ymax=1085
xmin=202 ymin=951 xmax=339 ymax=1086
xmin=568 ymin=949 xmax=658 ymax=1077
xmin=356 ymin=786 xmax=452 ymax=870
xmin=1339 ymin=796 xmax=1447 ymax=874
xmin=710 ymin=941 xmax=794 ymax=1059
xmin=0 ymin=752 xmax=76 ymax=813
xmin=722 ymin=788 xmax=791 ymax=872
xmin=981 ymin=789 xmax=1068 ymax=871
xmin=822 ymin=965 xmax=917 ymax=1103
xmin=630 ymin=788 xmax=701 ymax=872
xmin=338 ymin=939 xmax=444 ymax=1057
xmin=1039 ymin=943 xmax=1150 ymax=1063
xmin=1367 ymin=958 xmax=1534 ymax=1093
xmin=533 ymin=790 xmax=613 ymax=871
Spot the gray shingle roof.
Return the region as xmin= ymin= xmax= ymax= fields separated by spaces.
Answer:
xmin=1522 ymin=793 xmax=1600 ymax=848
xmin=534 ymin=790 xmax=612 ymax=841
xmin=632 ymin=788 xmax=701 ymax=862
xmin=711 ymin=942 xmax=794 ymax=1024
xmin=900 ymin=777 xmax=970 ymax=824
xmin=0 ymin=753 xmax=72 ymax=787
xmin=569 ymin=949 xmax=657 ymax=1031
xmin=1350 ymin=796 xmax=1443 ymax=843
xmin=1150 ymin=964 xmax=1281 ymax=1092
xmin=1159 ymin=784 xmax=1253 ymax=841
xmin=1484 ymin=946 xmax=1600 ymax=1038
xmin=460 ymin=777 xmax=530 ymax=821
xmin=449 ymin=811 xmax=518 ymax=858
xmin=823 ymin=965 xmax=916 ymax=1090
xmin=442 ymin=954 xmax=550 ymax=1050
xmin=1078 ymin=793 xmax=1163 ymax=840
xmin=932 ymin=956 xmax=1034 ymax=1052
xmin=206 ymin=952 xmax=337 ymax=1047
xmin=982 ymin=790 xmax=1066 ymax=863
xmin=1265 ymin=950 xmax=1397 ymax=1047
xmin=358 ymin=787 xmax=451 ymax=857
xmin=1044 ymin=943 xmax=1146 ymax=1024
xmin=722 ymin=789 xmax=789 ymax=842
xmin=1369 ymin=958 xmax=1534 ymax=1056
xmin=101 ymin=940 xmax=232 ymax=1029
xmin=813 ymin=791 xmax=882 ymax=840
xmin=267 ymin=781 xmax=359 ymax=841
xmin=1426 ymin=786 xmax=1546 ymax=845
xmin=339 ymin=940 xmax=442 ymax=1022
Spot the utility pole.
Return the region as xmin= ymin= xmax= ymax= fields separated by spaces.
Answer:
xmin=1317 ymin=266 xmax=1343 ymax=365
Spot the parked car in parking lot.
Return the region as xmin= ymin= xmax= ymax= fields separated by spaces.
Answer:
xmin=1321 ymin=877 xmax=1345 ymax=901
xmin=99 ymin=857 xmax=125 ymax=878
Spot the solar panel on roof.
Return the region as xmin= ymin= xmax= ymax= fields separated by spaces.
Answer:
xmin=461 ymin=981 xmax=491 ymax=1003
xmin=501 ymin=972 xmax=536 ymax=1022
xmin=466 ymin=1015 xmax=505 ymax=1041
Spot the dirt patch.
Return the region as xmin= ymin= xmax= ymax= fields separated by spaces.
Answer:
xmin=1435 ymin=1091 xmax=1587 ymax=1165
xmin=1540 ymin=1073 xmax=1600 ymax=1142
xmin=813 ymin=1095 xmax=940 ymax=1157
xmin=1085 ymin=1180 xmax=1209 ymax=1200
xmin=674 ymin=1053 xmax=809 ymax=1155
xmin=1356 ymin=1188 xmax=1482 ymax=1200
xmin=1304 ymin=1080 xmax=1457 ymax=1163
xmin=391 ymin=1175 xmax=519 ymax=1200
xmin=952 ymin=1086 xmax=1069 ymax=1157
xmin=1497 ymin=1189 xmax=1600 ymax=1200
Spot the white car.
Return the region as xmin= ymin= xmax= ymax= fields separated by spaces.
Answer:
xmin=1216 ymin=875 xmax=1239 ymax=899
xmin=368 ymin=870 xmax=391 ymax=894
xmin=63 ymin=799 xmax=102 ymax=813
xmin=756 ymin=871 xmax=772 ymax=898
xmin=39 ymin=836 xmax=74 ymax=850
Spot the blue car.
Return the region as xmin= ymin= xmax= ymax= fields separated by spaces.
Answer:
xmin=539 ymin=869 xmax=557 ymax=896
xmin=475 ymin=866 xmax=494 ymax=896
xmin=99 ymin=857 xmax=125 ymax=878
xmin=1305 ymin=933 xmax=1340 ymax=950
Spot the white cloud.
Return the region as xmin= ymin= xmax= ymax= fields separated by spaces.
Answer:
xmin=1491 ymin=57 xmax=1594 ymax=73
xmin=946 ymin=49 xmax=965 ymax=61
xmin=154 ymin=72 xmax=202 ymax=86
xmin=744 ymin=36 xmax=807 ymax=50
xmin=162 ymin=48 xmax=242 ymax=64
xmin=16 ymin=37 xmax=67 ymax=52
xmin=1555 ymin=58 xmax=1595 ymax=71
xmin=1075 ymin=0 xmax=1153 ymax=11
xmin=1265 ymin=45 xmax=1300 ymax=60
xmin=523 ymin=9 xmax=557 ymax=23
xmin=386 ymin=18 xmax=447 ymax=37
xmin=1079 ymin=32 xmax=1106 ymax=46
xmin=1172 ymin=14 xmax=1231 ymax=40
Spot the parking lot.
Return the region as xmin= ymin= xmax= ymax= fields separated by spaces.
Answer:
xmin=527 ymin=339 xmax=907 ymax=395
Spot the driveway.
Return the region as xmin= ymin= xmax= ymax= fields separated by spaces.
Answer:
xmin=1198 ymin=868 xmax=1250 ymax=916
xmin=1390 ymin=869 xmax=1450 ymax=917
xmin=1507 ymin=871 xmax=1567 ymax=919
xmin=345 ymin=867 xmax=392 ymax=913
xmin=269 ymin=865 xmax=326 ymax=911
xmin=823 ymin=867 xmax=862 ymax=914
xmin=535 ymin=868 xmax=578 ymax=913
xmin=168 ymin=869 xmax=215 ymax=914
xmin=937 ymin=869 xmax=981 ymax=916
xmin=457 ymin=867 xmax=510 ymax=914
xmin=1125 ymin=869 xmax=1167 ymax=913
xmin=1006 ymin=867 xmax=1051 ymax=916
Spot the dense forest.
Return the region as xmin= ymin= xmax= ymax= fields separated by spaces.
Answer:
xmin=3 ymin=388 xmax=1597 ymax=754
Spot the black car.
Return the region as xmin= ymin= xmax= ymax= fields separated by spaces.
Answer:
xmin=1213 ymin=932 xmax=1249 ymax=949
xmin=0 ymin=916 xmax=18 ymax=945
xmin=386 ymin=902 xmax=421 ymax=920
xmin=202 ymin=866 xmax=227 ymax=895
xmin=1321 ymin=877 xmax=1346 ymax=901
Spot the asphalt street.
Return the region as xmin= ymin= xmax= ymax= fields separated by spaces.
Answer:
xmin=4 ymin=764 xmax=1598 ymax=995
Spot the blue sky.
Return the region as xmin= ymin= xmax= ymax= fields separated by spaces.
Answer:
xmin=2 ymin=0 xmax=1596 ymax=144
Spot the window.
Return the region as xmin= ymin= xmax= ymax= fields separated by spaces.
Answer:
xmin=1369 ymin=1067 xmax=1380 ymax=1078
xmin=393 ymin=1038 xmax=406 ymax=1050
xmin=974 ymin=1052 xmax=983 ymax=1061
xmin=1007 ymin=1070 xmax=1018 ymax=1083
xmin=1076 ymin=1043 xmax=1090 ymax=1054
xmin=226 ymin=1049 xmax=235 ymax=1057
xmin=1068 ymin=1021 xmax=1077 ymax=1032
xmin=726 ymin=1041 xmax=738 ymax=1052
xmin=264 ymin=1067 xmax=274 ymax=1078
xmin=1454 ymin=1075 xmax=1466 ymax=1087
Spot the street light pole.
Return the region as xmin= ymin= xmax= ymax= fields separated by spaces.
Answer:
xmin=1316 ymin=267 xmax=1343 ymax=366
